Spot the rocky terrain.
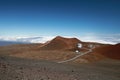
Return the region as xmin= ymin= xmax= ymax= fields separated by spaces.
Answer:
xmin=0 ymin=36 xmax=120 ymax=80
xmin=0 ymin=56 xmax=120 ymax=80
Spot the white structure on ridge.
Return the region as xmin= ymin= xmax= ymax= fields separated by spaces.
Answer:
xmin=75 ymin=43 xmax=82 ymax=53
xmin=78 ymin=43 xmax=82 ymax=48
xmin=75 ymin=50 xmax=79 ymax=53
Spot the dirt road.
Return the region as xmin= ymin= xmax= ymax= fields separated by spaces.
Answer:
xmin=58 ymin=48 xmax=92 ymax=63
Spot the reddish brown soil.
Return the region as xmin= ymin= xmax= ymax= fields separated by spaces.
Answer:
xmin=93 ymin=43 xmax=120 ymax=60
xmin=0 ymin=56 xmax=120 ymax=80
xmin=40 ymin=36 xmax=81 ymax=50
xmin=0 ymin=36 xmax=119 ymax=64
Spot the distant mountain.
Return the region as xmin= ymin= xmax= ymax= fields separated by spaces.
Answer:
xmin=0 ymin=40 xmax=29 ymax=46
xmin=40 ymin=36 xmax=81 ymax=50
xmin=40 ymin=36 xmax=106 ymax=51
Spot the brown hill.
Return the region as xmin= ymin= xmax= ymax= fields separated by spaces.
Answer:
xmin=0 ymin=43 xmax=43 ymax=55
xmin=94 ymin=43 xmax=120 ymax=60
xmin=40 ymin=36 xmax=81 ymax=50
xmin=40 ymin=36 xmax=106 ymax=51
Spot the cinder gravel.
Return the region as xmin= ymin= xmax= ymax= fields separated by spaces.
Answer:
xmin=0 ymin=56 xmax=120 ymax=80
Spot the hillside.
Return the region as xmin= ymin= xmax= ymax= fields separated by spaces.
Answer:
xmin=0 ymin=36 xmax=119 ymax=64
xmin=40 ymin=36 xmax=81 ymax=50
xmin=93 ymin=43 xmax=120 ymax=60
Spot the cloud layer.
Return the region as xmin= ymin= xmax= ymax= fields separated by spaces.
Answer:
xmin=0 ymin=36 xmax=54 ymax=43
xmin=79 ymin=34 xmax=120 ymax=44
xmin=0 ymin=34 xmax=120 ymax=44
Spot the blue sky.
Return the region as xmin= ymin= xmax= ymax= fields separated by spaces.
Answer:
xmin=0 ymin=0 xmax=120 ymax=37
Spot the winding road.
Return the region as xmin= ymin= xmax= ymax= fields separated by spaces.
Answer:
xmin=58 ymin=48 xmax=93 ymax=63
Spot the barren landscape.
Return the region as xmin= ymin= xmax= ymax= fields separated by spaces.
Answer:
xmin=1 ymin=0 xmax=120 ymax=79
xmin=0 ymin=36 xmax=120 ymax=80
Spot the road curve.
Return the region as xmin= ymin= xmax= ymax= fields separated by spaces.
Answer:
xmin=58 ymin=48 xmax=93 ymax=63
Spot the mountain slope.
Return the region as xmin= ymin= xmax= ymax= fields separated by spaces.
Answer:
xmin=93 ymin=43 xmax=120 ymax=60
xmin=40 ymin=36 xmax=81 ymax=50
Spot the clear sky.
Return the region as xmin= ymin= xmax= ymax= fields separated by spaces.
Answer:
xmin=0 ymin=0 xmax=120 ymax=37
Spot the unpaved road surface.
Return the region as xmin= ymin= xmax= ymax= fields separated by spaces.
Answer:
xmin=0 ymin=56 xmax=120 ymax=80
xmin=58 ymin=48 xmax=92 ymax=63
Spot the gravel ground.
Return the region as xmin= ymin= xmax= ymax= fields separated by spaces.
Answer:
xmin=0 ymin=56 xmax=120 ymax=80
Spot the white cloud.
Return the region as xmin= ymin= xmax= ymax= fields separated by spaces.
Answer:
xmin=0 ymin=34 xmax=120 ymax=44
xmin=0 ymin=36 xmax=54 ymax=43
xmin=21 ymin=36 xmax=54 ymax=43
xmin=79 ymin=34 xmax=120 ymax=44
